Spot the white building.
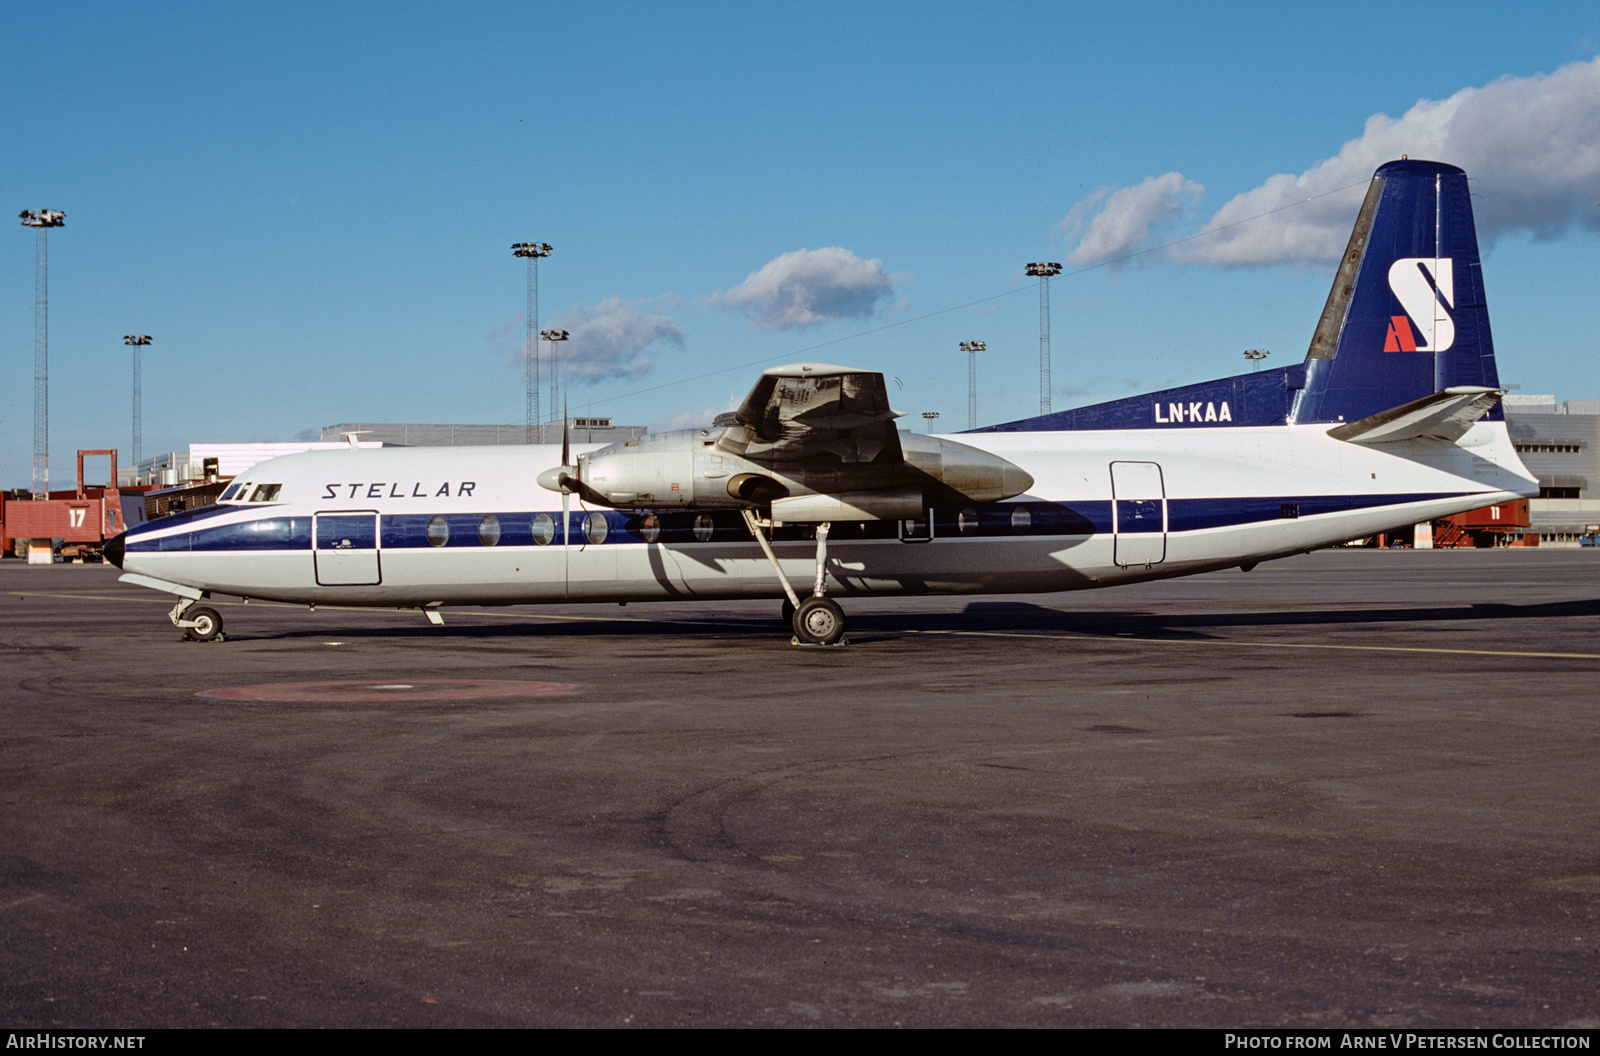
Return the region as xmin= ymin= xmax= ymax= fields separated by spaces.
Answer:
xmin=1503 ymin=396 xmax=1600 ymax=545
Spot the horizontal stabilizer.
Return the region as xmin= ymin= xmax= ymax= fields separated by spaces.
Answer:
xmin=1326 ymin=386 xmax=1502 ymax=444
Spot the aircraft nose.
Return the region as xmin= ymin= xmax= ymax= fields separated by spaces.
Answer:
xmin=104 ymin=531 xmax=126 ymax=568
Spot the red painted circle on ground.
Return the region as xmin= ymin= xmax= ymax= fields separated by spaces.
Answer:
xmin=196 ymin=679 xmax=579 ymax=702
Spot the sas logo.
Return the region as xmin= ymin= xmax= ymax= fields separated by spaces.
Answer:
xmin=1385 ymin=258 xmax=1455 ymax=353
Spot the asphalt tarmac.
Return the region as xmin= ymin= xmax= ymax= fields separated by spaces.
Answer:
xmin=3 ymin=549 xmax=1599 ymax=1028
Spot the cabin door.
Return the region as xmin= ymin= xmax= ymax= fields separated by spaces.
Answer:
xmin=314 ymin=511 xmax=382 ymax=586
xmin=1110 ymin=461 xmax=1167 ymax=568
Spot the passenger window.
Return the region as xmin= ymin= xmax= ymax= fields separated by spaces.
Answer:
xmin=1010 ymin=505 xmax=1031 ymax=532
xmin=958 ymin=507 xmax=980 ymax=535
xmin=478 ymin=515 xmax=501 ymax=546
xmin=693 ymin=514 xmax=715 ymax=542
xmin=584 ymin=513 xmax=608 ymax=545
xmin=531 ymin=513 xmax=555 ymax=546
xmin=427 ymin=516 xmax=450 ymax=547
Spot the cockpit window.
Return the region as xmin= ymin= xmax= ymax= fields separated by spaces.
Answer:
xmin=249 ymin=484 xmax=283 ymax=502
xmin=220 ymin=482 xmax=244 ymax=501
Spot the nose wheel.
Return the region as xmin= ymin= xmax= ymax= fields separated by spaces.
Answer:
xmin=183 ymin=606 xmax=223 ymax=642
xmin=175 ymin=603 xmax=224 ymax=642
xmin=167 ymin=597 xmax=225 ymax=642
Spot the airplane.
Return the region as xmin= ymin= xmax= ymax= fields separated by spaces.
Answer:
xmin=106 ymin=158 xmax=1538 ymax=645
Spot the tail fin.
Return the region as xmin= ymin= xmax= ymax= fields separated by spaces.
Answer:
xmin=1295 ymin=159 xmax=1501 ymax=424
xmin=980 ymin=158 xmax=1501 ymax=434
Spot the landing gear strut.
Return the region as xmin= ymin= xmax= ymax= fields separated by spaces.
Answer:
xmin=742 ymin=511 xmax=847 ymax=645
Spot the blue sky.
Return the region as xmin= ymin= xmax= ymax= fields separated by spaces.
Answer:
xmin=4 ymin=1 xmax=1599 ymax=488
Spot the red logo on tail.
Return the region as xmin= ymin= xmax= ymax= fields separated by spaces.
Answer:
xmin=1383 ymin=315 xmax=1418 ymax=353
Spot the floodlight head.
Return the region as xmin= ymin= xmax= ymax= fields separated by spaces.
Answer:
xmin=19 ymin=209 xmax=65 ymax=228
xmin=541 ymin=329 xmax=570 ymax=341
xmin=1024 ymin=262 xmax=1062 ymax=277
xmin=512 ymin=241 xmax=553 ymax=258
xmin=959 ymin=340 xmax=986 ymax=352
xmin=123 ymin=335 xmax=152 ymax=346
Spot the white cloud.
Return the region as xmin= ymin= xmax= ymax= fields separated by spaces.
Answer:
xmin=551 ymin=298 xmax=685 ymax=382
xmin=1063 ymin=55 xmax=1600 ymax=268
xmin=1059 ymin=173 xmax=1203 ymax=266
xmin=711 ymin=247 xmax=895 ymax=330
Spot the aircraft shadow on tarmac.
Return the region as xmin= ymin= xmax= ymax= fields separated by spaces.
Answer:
xmin=948 ymin=597 xmax=1600 ymax=638
xmin=230 ymin=595 xmax=1600 ymax=644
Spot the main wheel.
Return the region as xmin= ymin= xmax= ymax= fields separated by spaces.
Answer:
xmin=792 ymin=596 xmax=845 ymax=645
xmin=184 ymin=606 xmax=223 ymax=642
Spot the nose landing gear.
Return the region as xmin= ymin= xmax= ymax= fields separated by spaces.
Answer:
xmin=183 ymin=606 xmax=224 ymax=642
xmin=170 ymin=597 xmax=225 ymax=642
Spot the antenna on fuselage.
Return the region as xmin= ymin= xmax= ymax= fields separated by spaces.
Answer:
xmin=339 ymin=431 xmax=372 ymax=448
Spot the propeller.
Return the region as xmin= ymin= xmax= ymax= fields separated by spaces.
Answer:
xmin=534 ymin=421 xmax=577 ymax=494
xmin=535 ymin=408 xmax=612 ymax=508
xmin=533 ymin=405 xmax=604 ymax=558
xmin=561 ymin=412 xmax=570 ymax=558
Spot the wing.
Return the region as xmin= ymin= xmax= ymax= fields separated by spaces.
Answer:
xmin=716 ymin=363 xmax=904 ymax=464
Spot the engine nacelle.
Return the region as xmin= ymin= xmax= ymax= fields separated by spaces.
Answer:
xmin=578 ymin=430 xmax=700 ymax=507
xmin=554 ymin=426 xmax=1033 ymax=520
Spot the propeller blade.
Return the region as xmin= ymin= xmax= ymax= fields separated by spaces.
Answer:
xmin=562 ymin=477 xmax=571 ymax=564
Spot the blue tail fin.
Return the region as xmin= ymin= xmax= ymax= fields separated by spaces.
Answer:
xmin=981 ymin=158 xmax=1501 ymax=433
xmin=1295 ymin=158 xmax=1501 ymax=425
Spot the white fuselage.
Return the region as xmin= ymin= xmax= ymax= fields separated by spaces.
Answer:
xmin=117 ymin=423 xmax=1537 ymax=610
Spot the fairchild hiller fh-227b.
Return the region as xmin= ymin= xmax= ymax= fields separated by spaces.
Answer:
xmin=108 ymin=159 xmax=1536 ymax=645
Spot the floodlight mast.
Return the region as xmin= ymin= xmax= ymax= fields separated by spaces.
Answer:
xmin=959 ymin=340 xmax=985 ymax=430
xmin=124 ymin=336 xmax=152 ymax=468
xmin=1243 ymin=348 xmax=1270 ymax=373
xmin=1025 ymin=262 xmax=1062 ymax=415
xmin=20 ymin=209 xmax=65 ymax=499
xmin=512 ymin=242 xmax=552 ymax=443
xmin=541 ymin=329 xmax=570 ymax=430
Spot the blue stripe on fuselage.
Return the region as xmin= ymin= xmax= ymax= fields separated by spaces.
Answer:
xmin=126 ymin=516 xmax=312 ymax=552
xmin=123 ymin=492 xmax=1471 ymax=553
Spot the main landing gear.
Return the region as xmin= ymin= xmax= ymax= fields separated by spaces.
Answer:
xmin=741 ymin=511 xmax=847 ymax=646
xmin=792 ymin=596 xmax=845 ymax=645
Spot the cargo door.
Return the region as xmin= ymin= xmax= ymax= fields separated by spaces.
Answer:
xmin=315 ymin=512 xmax=381 ymax=585
xmin=1110 ymin=461 xmax=1166 ymax=568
